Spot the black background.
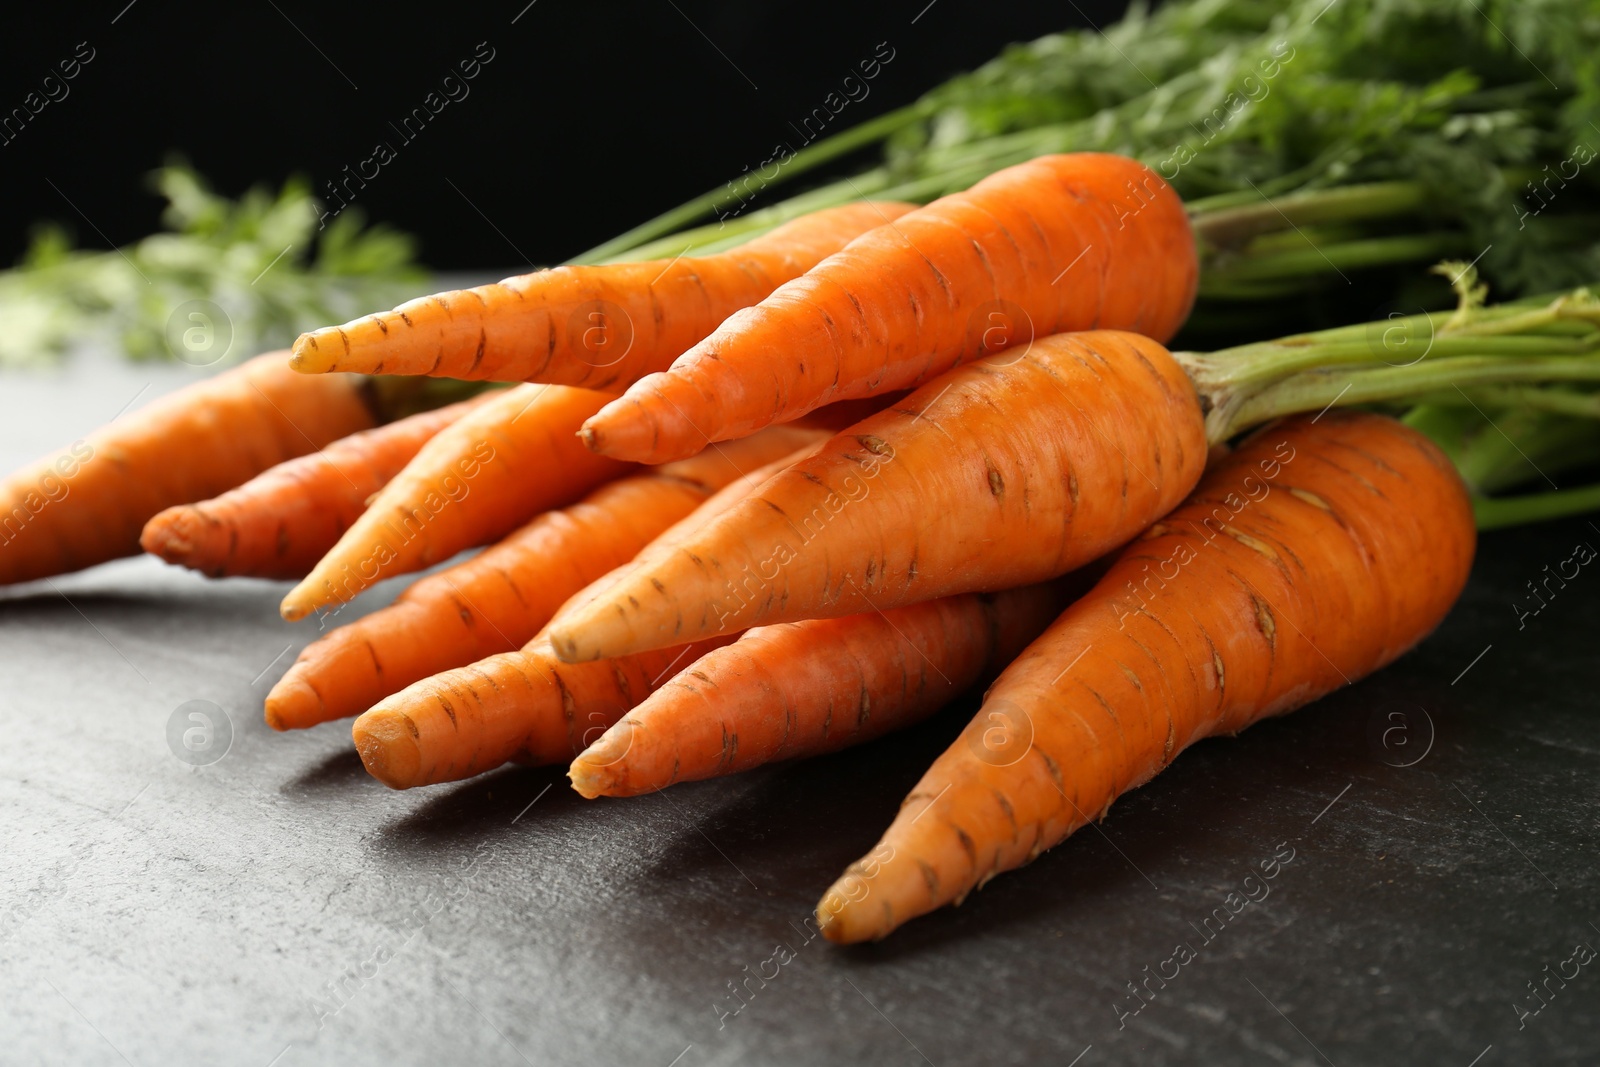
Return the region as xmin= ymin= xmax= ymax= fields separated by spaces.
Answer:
xmin=0 ymin=1 xmax=1129 ymax=271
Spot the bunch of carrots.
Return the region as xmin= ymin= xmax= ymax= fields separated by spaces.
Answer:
xmin=7 ymin=150 xmax=1598 ymax=942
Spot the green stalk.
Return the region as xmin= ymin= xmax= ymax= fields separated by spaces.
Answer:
xmin=1201 ymin=233 xmax=1471 ymax=288
xmin=575 ymin=102 xmax=933 ymax=264
xmin=1185 ymin=284 xmax=1600 ymax=390
xmin=1474 ymin=484 xmax=1600 ymax=530
xmin=1190 ymin=181 xmax=1429 ymax=250
xmin=602 ymin=169 xmax=895 ymax=263
xmin=1216 ymin=355 xmax=1600 ymax=443
xmin=1184 ymin=333 xmax=1600 ymax=391
xmin=1412 ymin=385 xmax=1600 ymax=420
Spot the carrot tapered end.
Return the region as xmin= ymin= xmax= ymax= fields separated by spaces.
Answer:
xmin=290 ymin=328 xmax=351 ymax=374
xmin=279 ymin=579 xmax=324 ymax=622
xmin=139 ymin=506 xmax=201 ymax=567
xmin=544 ymin=610 xmax=618 ymax=665
xmin=264 ymin=675 xmax=326 ymax=732
xmin=566 ymin=761 xmax=608 ymax=800
xmin=353 ymin=709 xmax=423 ymax=790
xmin=580 ymin=383 xmax=708 ymax=464
xmin=567 ymin=721 xmax=635 ymax=798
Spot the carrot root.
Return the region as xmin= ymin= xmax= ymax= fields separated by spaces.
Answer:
xmin=816 ymin=412 xmax=1476 ymax=942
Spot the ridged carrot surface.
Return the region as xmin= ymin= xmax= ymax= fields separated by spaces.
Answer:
xmin=141 ymin=396 xmax=487 ymax=579
xmin=344 ymin=448 xmax=812 ymax=786
xmin=264 ymin=427 xmax=821 ymax=730
xmin=353 ymin=637 xmax=735 ymax=789
xmin=279 ymin=383 xmax=629 ymax=621
xmin=0 ymin=352 xmax=374 ymax=585
xmin=289 ymin=202 xmax=915 ymax=389
xmin=546 ymin=330 xmax=1206 ymax=664
xmin=569 ymin=580 xmax=1082 ymax=798
xmin=817 ymin=412 xmax=1477 ymax=942
xmin=581 ymin=153 xmax=1198 ymax=463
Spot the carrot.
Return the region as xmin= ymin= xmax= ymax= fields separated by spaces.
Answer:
xmin=545 ymin=330 xmax=1206 ymax=663
xmin=580 ymin=153 xmax=1198 ymax=463
xmin=353 ymin=636 xmax=734 ymax=790
xmin=289 ymin=201 xmax=916 ymax=390
xmin=815 ymin=411 xmax=1476 ymax=942
xmin=0 ymin=352 xmax=375 ymax=585
xmin=569 ymin=579 xmax=1087 ymax=799
xmin=140 ymin=396 xmax=489 ymax=579
xmin=343 ymin=448 xmax=814 ymax=786
xmin=264 ymin=426 xmax=821 ymax=730
xmin=278 ymin=383 xmax=631 ymax=621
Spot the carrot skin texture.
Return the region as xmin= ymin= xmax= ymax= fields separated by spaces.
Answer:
xmin=141 ymin=397 xmax=486 ymax=579
xmin=0 ymin=352 xmax=374 ymax=585
xmin=352 ymin=638 xmax=732 ymax=790
xmin=581 ymin=153 xmax=1198 ymax=463
xmin=290 ymin=202 xmax=916 ymax=389
xmin=546 ymin=330 xmax=1207 ymax=663
xmin=264 ymin=427 xmax=821 ymax=730
xmin=817 ymin=412 xmax=1477 ymax=943
xmin=570 ymin=579 xmax=1086 ymax=798
xmin=279 ymin=383 xmax=630 ymax=620
xmin=346 ymin=442 xmax=821 ymax=784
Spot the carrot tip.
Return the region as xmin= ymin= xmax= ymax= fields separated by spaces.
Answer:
xmin=577 ymin=404 xmax=680 ymax=464
xmin=566 ymin=763 xmax=605 ymax=800
xmin=815 ymin=901 xmax=851 ymax=944
xmin=352 ymin=710 xmax=422 ymax=789
xmin=279 ymin=581 xmax=322 ymax=621
xmin=263 ymin=675 xmax=324 ymax=732
xmin=288 ymin=333 xmax=330 ymax=374
xmin=139 ymin=509 xmax=196 ymax=564
xmin=568 ymin=718 xmax=636 ymax=797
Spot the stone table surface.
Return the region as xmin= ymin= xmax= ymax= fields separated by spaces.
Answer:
xmin=1 ymin=349 xmax=1596 ymax=1067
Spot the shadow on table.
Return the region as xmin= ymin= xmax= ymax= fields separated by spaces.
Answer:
xmin=611 ymin=683 xmax=1402 ymax=960
xmin=374 ymin=763 xmax=589 ymax=846
xmin=283 ymin=745 xmax=371 ymax=793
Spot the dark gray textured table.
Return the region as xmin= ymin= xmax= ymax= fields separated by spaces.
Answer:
xmin=2 ymin=351 xmax=1596 ymax=1067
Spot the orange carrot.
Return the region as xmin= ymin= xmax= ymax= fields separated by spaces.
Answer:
xmin=816 ymin=412 xmax=1476 ymax=942
xmin=264 ymin=427 xmax=821 ymax=730
xmin=570 ymin=579 xmax=1087 ymax=799
xmin=352 ymin=636 xmax=734 ymax=790
xmin=279 ymin=383 xmax=630 ymax=620
xmin=290 ymin=202 xmax=915 ymax=390
xmin=343 ymin=448 xmax=814 ymax=786
xmin=546 ymin=330 xmax=1206 ymax=664
xmin=0 ymin=352 xmax=375 ymax=585
xmin=581 ymin=153 xmax=1198 ymax=463
xmin=141 ymin=396 xmax=489 ymax=579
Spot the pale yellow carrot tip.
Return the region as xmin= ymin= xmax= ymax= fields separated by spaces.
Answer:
xmin=278 ymin=578 xmax=330 ymax=622
xmin=546 ymin=625 xmax=595 ymax=664
xmin=566 ymin=763 xmax=607 ymax=800
xmin=352 ymin=709 xmax=421 ymax=790
xmin=263 ymin=676 xmax=323 ymax=733
xmin=278 ymin=597 xmax=311 ymax=622
xmin=288 ymin=331 xmax=337 ymax=374
xmin=566 ymin=724 xmax=632 ymax=798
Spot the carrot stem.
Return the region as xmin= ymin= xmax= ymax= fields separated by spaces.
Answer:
xmin=1474 ymin=483 xmax=1600 ymax=530
xmin=1219 ymin=355 xmax=1600 ymax=442
xmin=1411 ymin=385 xmax=1600 ymax=420
xmin=1190 ymin=180 xmax=1429 ymax=250
xmin=1172 ymin=280 xmax=1600 ymax=444
xmin=574 ymin=102 xmax=934 ymax=264
xmin=1200 ymin=233 xmax=1472 ymax=291
xmin=604 ymin=170 xmax=896 ymax=262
